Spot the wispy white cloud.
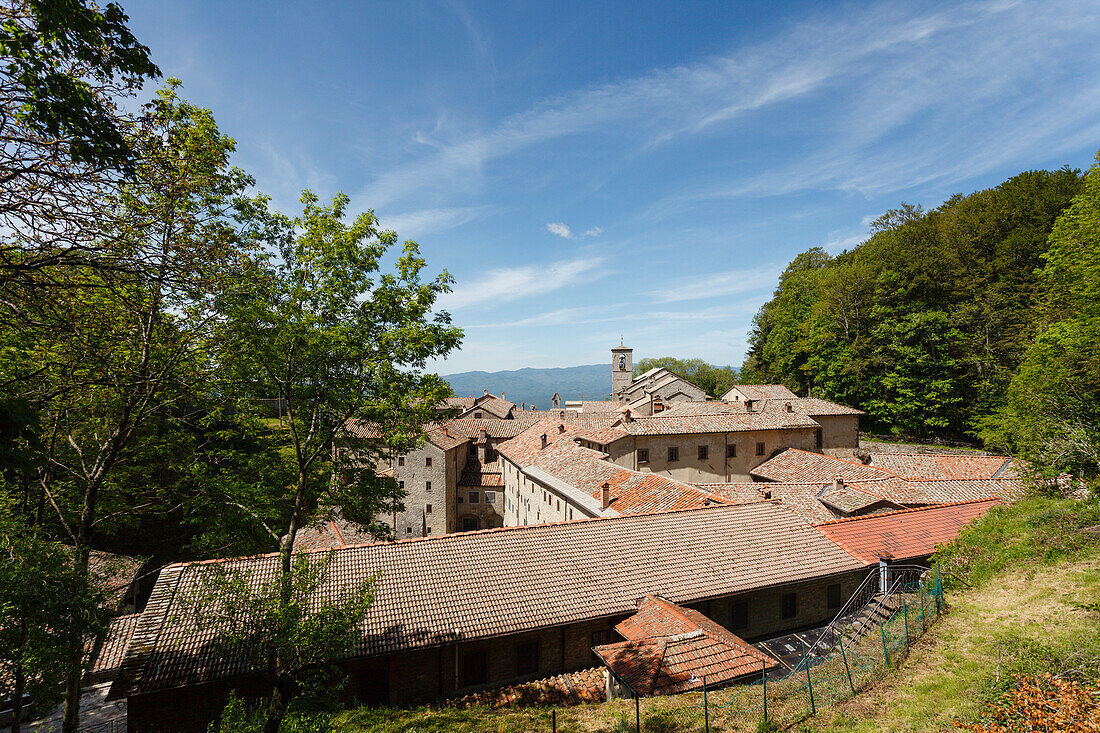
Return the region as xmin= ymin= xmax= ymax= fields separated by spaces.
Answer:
xmin=379 ymin=206 xmax=492 ymax=238
xmin=437 ymin=256 xmax=607 ymax=311
xmin=650 ymin=264 xmax=782 ymax=304
xmin=546 ymin=222 xmax=574 ymax=239
xmin=583 ymin=226 xmax=603 ymax=237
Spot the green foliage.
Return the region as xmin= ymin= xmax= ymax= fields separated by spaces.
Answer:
xmin=983 ymin=150 xmax=1100 ymax=484
xmin=633 ymin=357 xmax=739 ymax=399
xmin=745 ymin=167 xmax=1085 ymax=440
xmin=0 ymin=0 xmax=159 ymax=168
xmin=935 ymin=495 xmax=1100 ymax=589
xmin=0 ymin=517 xmax=110 ymax=720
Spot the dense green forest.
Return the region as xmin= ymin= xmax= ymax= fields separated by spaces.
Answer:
xmin=743 ymin=159 xmax=1100 ymax=479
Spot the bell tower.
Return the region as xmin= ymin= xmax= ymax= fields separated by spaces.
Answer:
xmin=611 ymin=341 xmax=633 ymax=402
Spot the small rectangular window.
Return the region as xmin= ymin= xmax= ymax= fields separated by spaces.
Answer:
xmin=426 ymin=504 xmax=432 ymax=514
xmin=397 ymin=456 xmax=405 ymax=466
xmin=470 ymin=491 xmax=480 ymax=503
xmin=756 ymin=442 xmax=766 ymax=456
xmin=398 ymin=480 xmax=404 ymax=490
xmin=405 ymin=527 xmax=412 ymax=534
xmin=827 ymin=583 xmax=842 ymax=610
xmin=425 ymin=527 xmax=431 ymax=535
xmin=730 ymin=601 xmax=749 ymax=630
xmin=815 ymin=429 xmax=823 ymax=451
xmin=727 ymin=444 xmax=737 ymax=458
xmin=425 ymin=481 xmax=431 ymax=491
xmin=516 ymin=641 xmax=539 ymax=676
xmin=484 ymin=491 xmax=496 ymax=503
xmin=698 ymin=445 xmax=708 ymax=460
xmin=637 ymin=448 xmax=649 ymax=463
xmin=668 ymin=447 xmax=679 ymax=462
xmin=425 ymin=456 xmax=432 ymax=466
xmin=457 ymin=496 xmax=463 ymax=504
xmin=781 ymin=592 xmax=798 ymax=619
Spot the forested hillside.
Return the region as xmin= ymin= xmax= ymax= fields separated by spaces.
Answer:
xmin=742 ymin=162 xmax=1094 ymax=460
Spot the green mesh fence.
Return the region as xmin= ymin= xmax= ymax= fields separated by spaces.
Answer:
xmin=549 ymin=565 xmax=945 ymax=732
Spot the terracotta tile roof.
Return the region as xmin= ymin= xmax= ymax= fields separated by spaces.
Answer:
xmin=594 ymin=596 xmax=777 ymax=695
xmin=89 ymin=613 xmax=142 ymax=678
xmin=867 ymin=453 xmax=1019 ymax=481
xmin=443 ymin=416 xmax=545 ymax=439
xmin=660 ymin=398 xmax=862 ymax=418
xmin=722 ymin=384 xmax=797 ymax=401
xmin=817 ymin=482 xmax=903 ymax=515
xmin=566 ymin=401 xmax=621 ymax=414
xmin=448 ymin=667 xmax=606 ymax=709
xmin=458 ymin=393 xmax=516 ymax=419
xmin=526 ymin=440 xmax=729 ymax=515
xmin=294 ymin=512 xmax=378 ymax=551
xmin=87 ymin=549 xmax=143 ymax=604
xmin=110 ymin=503 xmax=862 ymax=698
xmin=615 ymin=411 xmax=820 ymax=436
xmin=440 ymin=396 xmax=477 ymax=410
xmin=496 ymin=417 xmax=624 ymax=466
xmin=750 ymin=449 xmax=895 ymax=483
xmin=813 ymin=499 xmax=1001 ymax=563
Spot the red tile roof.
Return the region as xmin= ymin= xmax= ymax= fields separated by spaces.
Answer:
xmin=89 ymin=613 xmax=142 ymax=678
xmin=867 ymin=453 xmax=1019 ymax=480
xmin=448 ymin=667 xmax=606 ymax=709
xmin=615 ymin=411 xmax=820 ymax=435
xmin=750 ymin=449 xmax=895 ymax=483
xmin=813 ymin=499 xmax=1000 ymax=563
xmin=594 ymin=596 xmax=777 ymax=695
xmin=722 ymin=384 xmax=798 ymax=400
xmin=664 ymin=398 xmax=863 ymax=418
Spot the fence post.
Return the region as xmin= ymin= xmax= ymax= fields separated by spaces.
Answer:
xmin=934 ymin=561 xmax=943 ymax=613
xmin=703 ymin=675 xmax=709 ymax=733
xmin=635 ymin=692 xmax=641 ymax=733
xmin=762 ymin=659 xmax=768 ymax=722
xmin=880 ymin=620 xmax=889 ymax=666
xmin=839 ymin=637 xmax=856 ymax=694
xmin=919 ymin=583 xmax=927 ymax=632
xmin=903 ymin=601 xmax=911 ymax=649
xmin=803 ymin=639 xmax=816 ymax=715
xmin=552 ymin=709 xmax=556 ymax=733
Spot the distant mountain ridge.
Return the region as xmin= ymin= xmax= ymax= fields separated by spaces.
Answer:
xmin=441 ymin=364 xmax=610 ymax=410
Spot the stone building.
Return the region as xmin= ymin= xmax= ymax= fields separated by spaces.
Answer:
xmin=610 ymin=343 xmax=707 ymax=406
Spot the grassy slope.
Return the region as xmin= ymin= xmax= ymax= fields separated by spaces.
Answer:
xmin=332 ymin=497 xmax=1100 ymax=733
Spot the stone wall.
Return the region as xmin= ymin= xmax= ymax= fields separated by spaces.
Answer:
xmin=815 ymin=415 xmax=860 ymax=458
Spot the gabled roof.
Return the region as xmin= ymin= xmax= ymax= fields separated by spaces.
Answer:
xmin=110 ymin=503 xmax=862 ymax=698
xmin=751 ymin=449 xmax=895 ymax=483
xmin=867 ymin=453 xmax=1019 ymax=481
xmin=89 ymin=613 xmax=142 ymax=680
xmin=594 ymin=595 xmax=777 ymax=695
xmin=660 ymin=398 xmax=863 ymax=418
xmin=615 ymin=411 xmax=820 ymax=435
xmin=813 ymin=499 xmax=1000 ymax=563
xmin=620 ymin=368 xmax=705 ymax=399
xmin=458 ymin=392 xmax=516 ymax=419
xmin=721 ymin=384 xmax=797 ymax=401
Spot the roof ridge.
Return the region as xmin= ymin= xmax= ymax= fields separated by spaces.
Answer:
xmin=811 ymin=497 xmax=999 ymax=526
xmin=785 ymin=448 xmax=904 ymax=479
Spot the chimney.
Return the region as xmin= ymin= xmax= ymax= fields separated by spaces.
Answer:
xmin=501 ymin=391 xmax=505 ymax=400
xmin=833 ymin=476 xmax=845 ymax=491
xmin=559 ymin=409 xmax=566 ymax=419
xmin=540 ymin=434 xmax=548 ymax=449
xmin=558 ymin=423 xmax=566 ymax=434
xmin=785 ymin=402 xmax=793 ymax=413
xmin=762 ymin=489 xmax=773 ymax=500
xmin=744 ymin=399 xmax=755 ymax=413
xmin=601 ymin=482 xmax=611 ymax=510
xmin=622 ymin=409 xmax=633 ymax=423
xmin=478 ymin=429 xmax=488 ymax=463
xmin=484 ymin=389 xmax=489 ymax=396
xmin=521 ymin=402 xmax=525 ymax=410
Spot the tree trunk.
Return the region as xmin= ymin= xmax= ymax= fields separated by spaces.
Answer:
xmin=10 ymin=623 xmax=27 ymax=733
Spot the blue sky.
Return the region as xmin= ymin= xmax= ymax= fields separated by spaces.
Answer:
xmin=126 ymin=0 xmax=1100 ymax=374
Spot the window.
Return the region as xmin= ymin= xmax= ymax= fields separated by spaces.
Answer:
xmin=781 ymin=592 xmax=798 ymax=619
xmin=425 ymin=456 xmax=432 ymax=467
xmin=474 ymin=411 xmax=483 ymax=418
xmin=462 ymin=516 xmax=479 ymax=531
xmin=516 ymin=641 xmax=539 ymax=676
xmin=462 ymin=650 xmax=487 ymax=686
xmin=756 ymin=442 xmax=766 ymax=456
xmin=730 ymin=601 xmax=749 ymax=630
xmin=398 ymin=481 xmax=404 ymax=490
xmin=727 ymin=444 xmax=737 ymax=458
xmin=425 ymin=481 xmax=432 ymax=491
xmin=637 ymin=448 xmax=649 ymax=463
xmin=425 ymin=527 xmax=431 ymax=534
xmin=426 ymin=504 xmax=432 ymax=514
xmin=397 ymin=456 xmax=405 ymax=466
xmin=470 ymin=491 xmax=480 ymax=503
xmin=484 ymin=491 xmax=496 ymax=503
xmin=815 ymin=429 xmax=823 ymax=451
xmin=668 ymin=446 xmax=679 ymax=462
xmin=457 ymin=496 xmax=463 ymax=504
xmin=405 ymin=527 xmax=412 ymax=534
xmin=486 ymin=447 xmax=496 ymax=461
xmin=698 ymin=445 xmax=709 ymax=460
xmin=827 ymin=583 xmax=842 ymax=610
